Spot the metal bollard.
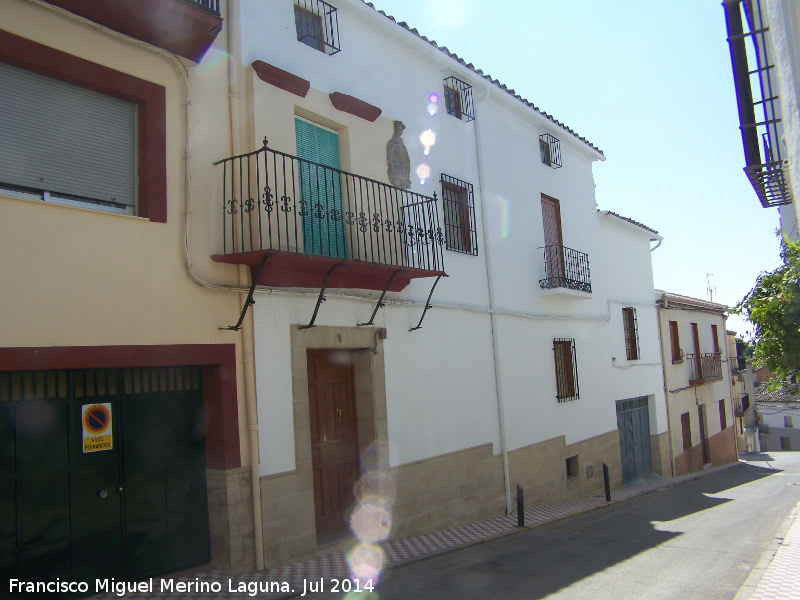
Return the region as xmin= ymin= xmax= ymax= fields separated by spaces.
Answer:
xmin=603 ymin=463 xmax=611 ymax=502
xmin=517 ymin=484 xmax=524 ymax=527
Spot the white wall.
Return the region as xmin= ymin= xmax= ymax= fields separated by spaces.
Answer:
xmin=244 ymin=0 xmax=667 ymax=476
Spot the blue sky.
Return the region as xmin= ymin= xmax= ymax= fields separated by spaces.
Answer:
xmin=367 ymin=0 xmax=784 ymax=336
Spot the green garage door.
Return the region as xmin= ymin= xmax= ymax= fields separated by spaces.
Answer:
xmin=616 ymin=396 xmax=653 ymax=483
xmin=0 ymin=367 xmax=209 ymax=598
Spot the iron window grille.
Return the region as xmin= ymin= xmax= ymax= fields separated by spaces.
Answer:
xmin=622 ymin=307 xmax=640 ymax=361
xmin=720 ymin=400 xmax=727 ymax=430
xmin=553 ymin=338 xmax=579 ymax=402
xmin=723 ymin=0 xmax=791 ymax=207
xmin=668 ymin=321 xmax=683 ymax=363
xmin=443 ymin=76 xmax=474 ymax=122
xmin=539 ymin=133 xmax=562 ymax=168
xmin=294 ymin=0 xmax=341 ymax=55
xmin=440 ymin=174 xmax=478 ymax=255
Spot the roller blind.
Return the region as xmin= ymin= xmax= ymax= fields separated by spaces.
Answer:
xmin=0 ymin=61 xmax=137 ymax=209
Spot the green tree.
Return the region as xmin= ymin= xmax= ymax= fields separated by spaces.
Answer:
xmin=735 ymin=238 xmax=800 ymax=389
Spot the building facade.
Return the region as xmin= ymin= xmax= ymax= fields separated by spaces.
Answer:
xmin=655 ymin=292 xmax=739 ymax=476
xmin=0 ymin=0 xmax=258 ymax=589
xmin=218 ymin=0 xmax=671 ymax=567
xmin=2 ymin=0 xmax=674 ymax=584
xmin=756 ymin=385 xmax=800 ymax=450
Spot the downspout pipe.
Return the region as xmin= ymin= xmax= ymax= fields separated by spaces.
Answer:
xmin=227 ymin=0 xmax=265 ymax=571
xmin=472 ymin=86 xmax=513 ymax=514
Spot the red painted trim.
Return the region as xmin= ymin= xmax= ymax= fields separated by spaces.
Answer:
xmin=0 ymin=29 xmax=168 ymax=223
xmin=0 ymin=344 xmax=241 ymax=470
xmin=212 ymin=250 xmax=445 ymax=292
xmin=42 ymin=0 xmax=223 ymax=63
xmin=329 ymin=92 xmax=382 ymax=122
xmin=252 ymin=60 xmax=310 ymax=98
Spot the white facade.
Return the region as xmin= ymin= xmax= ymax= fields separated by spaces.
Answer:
xmin=232 ymin=0 xmax=670 ymax=565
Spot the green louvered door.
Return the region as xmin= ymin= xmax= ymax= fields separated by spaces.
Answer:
xmin=295 ymin=118 xmax=347 ymax=258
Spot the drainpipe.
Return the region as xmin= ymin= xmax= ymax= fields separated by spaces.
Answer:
xmin=472 ymin=86 xmax=512 ymax=514
xmin=655 ymin=295 xmax=676 ymax=478
xmin=227 ymin=0 xmax=265 ymax=571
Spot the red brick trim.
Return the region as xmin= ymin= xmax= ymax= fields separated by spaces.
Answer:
xmin=0 ymin=344 xmax=241 ymax=469
xmin=0 ymin=29 xmax=167 ymax=223
xmin=329 ymin=92 xmax=382 ymax=122
xmin=252 ymin=60 xmax=310 ymax=98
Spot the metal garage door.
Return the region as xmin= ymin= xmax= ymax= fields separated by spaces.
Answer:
xmin=0 ymin=367 xmax=209 ymax=597
xmin=616 ymin=396 xmax=653 ymax=483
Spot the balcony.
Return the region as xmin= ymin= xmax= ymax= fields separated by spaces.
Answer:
xmin=729 ymin=355 xmax=746 ymax=375
xmin=539 ymin=245 xmax=592 ymax=295
xmin=734 ymin=393 xmax=751 ymax=417
xmin=43 ymin=0 xmax=223 ymax=63
xmin=687 ymin=352 xmax=723 ymax=385
xmin=211 ymin=140 xmax=446 ymax=292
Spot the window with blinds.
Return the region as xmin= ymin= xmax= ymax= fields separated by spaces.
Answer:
xmin=440 ymin=174 xmax=477 ymax=255
xmin=0 ymin=61 xmax=137 ymax=215
xmin=553 ymin=338 xmax=579 ymax=402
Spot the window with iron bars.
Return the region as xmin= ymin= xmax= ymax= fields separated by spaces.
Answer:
xmin=294 ymin=0 xmax=340 ymax=55
xmin=553 ymin=338 xmax=579 ymax=402
xmin=622 ymin=307 xmax=640 ymax=361
xmin=443 ymin=76 xmax=474 ymax=122
xmin=681 ymin=412 xmax=692 ymax=451
xmin=440 ymin=174 xmax=478 ymax=255
xmin=539 ymin=133 xmax=562 ymax=168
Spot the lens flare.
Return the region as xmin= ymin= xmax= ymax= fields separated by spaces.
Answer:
xmin=350 ymin=496 xmax=392 ymax=543
xmin=423 ymin=148 xmax=430 ymax=156
xmin=348 ymin=543 xmax=385 ymax=582
xmin=494 ymin=195 xmax=510 ymax=239
xmin=416 ymin=164 xmax=431 ymax=179
xmin=427 ymin=103 xmax=438 ymax=116
xmin=429 ymin=92 xmax=439 ymax=103
xmin=419 ymin=129 xmax=436 ymax=148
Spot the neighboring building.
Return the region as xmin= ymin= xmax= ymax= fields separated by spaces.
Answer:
xmin=655 ymin=292 xmax=739 ymax=476
xmin=756 ymin=384 xmax=800 ymax=450
xmin=0 ymin=0 xmax=258 ymax=589
xmin=723 ymin=0 xmax=800 ymax=241
xmin=214 ymin=0 xmax=671 ymax=567
xmin=728 ymin=331 xmax=758 ymax=452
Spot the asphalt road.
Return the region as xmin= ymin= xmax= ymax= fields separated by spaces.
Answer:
xmin=301 ymin=452 xmax=800 ymax=600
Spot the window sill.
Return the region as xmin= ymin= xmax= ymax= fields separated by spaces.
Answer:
xmin=566 ymin=475 xmax=580 ymax=482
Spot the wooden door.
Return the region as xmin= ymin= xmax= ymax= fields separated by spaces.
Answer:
xmin=307 ymin=350 xmax=359 ymax=537
xmin=698 ymin=405 xmax=710 ymax=465
xmin=541 ymin=195 xmax=564 ymax=279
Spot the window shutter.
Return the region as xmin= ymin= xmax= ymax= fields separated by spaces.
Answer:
xmin=294 ymin=118 xmax=346 ymax=259
xmin=0 ymin=61 xmax=136 ymax=209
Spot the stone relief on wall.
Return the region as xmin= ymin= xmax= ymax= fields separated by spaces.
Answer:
xmin=386 ymin=120 xmax=411 ymax=189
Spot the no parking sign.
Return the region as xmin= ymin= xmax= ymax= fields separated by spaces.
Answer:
xmin=82 ymin=403 xmax=113 ymax=453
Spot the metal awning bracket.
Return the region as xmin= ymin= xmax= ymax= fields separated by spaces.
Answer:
xmin=221 ymin=253 xmax=274 ymax=331
xmin=409 ymin=274 xmax=446 ymax=332
xmin=299 ymin=262 xmax=346 ymax=330
xmin=358 ymin=269 xmax=402 ymax=327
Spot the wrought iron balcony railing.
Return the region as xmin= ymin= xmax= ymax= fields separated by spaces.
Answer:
xmin=687 ymin=352 xmax=723 ymax=384
xmin=216 ymin=139 xmax=445 ymax=274
xmin=729 ymin=355 xmax=746 ymax=375
xmin=188 ymin=0 xmax=220 ymax=15
xmin=539 ymin=245 xmax=592 ymax=293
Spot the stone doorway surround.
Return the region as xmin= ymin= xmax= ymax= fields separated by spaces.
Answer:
xmin=259 ymin=326 xmax=388 ymax=566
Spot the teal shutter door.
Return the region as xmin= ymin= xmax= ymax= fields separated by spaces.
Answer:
xmin=294 ymin=118 xmax=347 ymax=258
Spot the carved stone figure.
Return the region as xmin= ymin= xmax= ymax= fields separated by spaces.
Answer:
xmin=386 ymin=120 xmax=411 ymax=189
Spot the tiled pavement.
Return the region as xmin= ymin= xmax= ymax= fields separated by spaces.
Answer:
xmin=744 ymin=500 xmax=800 ymax=600
xmin=88 ymin=464 xmax=738 ymax=600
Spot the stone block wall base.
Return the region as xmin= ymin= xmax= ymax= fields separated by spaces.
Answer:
xmin=674 ymin=426 xmax=738 ymax=476
xmin=207 ymin=467 xmax=256 ymax=573
xmin=650 ymin=431 xmax=672 ymax=478
xmin=508 ymin=430 xmax=623 ymax=508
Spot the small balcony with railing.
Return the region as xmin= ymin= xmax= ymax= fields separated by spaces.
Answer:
xmin=734 ymin=393 xmax=751 ymax=417
xmin=687 ymin=352 xmax=723 ymax=385
xmin=538 ymin=245 xmax=592 ymax=296
xmin=211 ymin=139 xmax=446 ymax=294
xmin=43 ymin=0 xmax=223 ymax=62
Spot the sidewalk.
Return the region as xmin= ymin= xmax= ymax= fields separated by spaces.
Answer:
xmin=736 ymin=499 xmax=800 ymax=600
xmin=89 ymin=462 xmax=740 ymax=600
